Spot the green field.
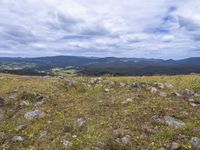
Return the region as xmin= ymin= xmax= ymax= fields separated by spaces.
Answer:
xmin=0 ymin=74 xmax=200 ymax=150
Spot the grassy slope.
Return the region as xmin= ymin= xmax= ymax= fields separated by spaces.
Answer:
xmin=0 ymin=74 xmax=200 ymax=150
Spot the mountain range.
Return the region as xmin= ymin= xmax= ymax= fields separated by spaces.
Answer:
xmin=0 ymin=56 xmax=200 ymax=76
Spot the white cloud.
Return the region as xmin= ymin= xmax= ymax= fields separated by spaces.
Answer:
xmin=0 ymin=0 xmax=199 ymax=59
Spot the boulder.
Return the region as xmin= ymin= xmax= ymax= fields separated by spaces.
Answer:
xmin=189 ymin=137 xmax=200 ymax=149
xmin=12 ymin=136 xmax=24 ymax=142
xmin=24 ymin=110 xmax=46 ymax=120
xmin=164 ymin=116 xmax=186 ymax=129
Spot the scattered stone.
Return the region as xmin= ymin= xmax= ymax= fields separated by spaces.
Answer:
xmin=121 ymin=135 xmax=131 ymax=144
xmin=189 ymin=137 xmax=200 ymax=149
xmin=0 ymin=132 xmax=5 ymax=138
xmin=170 ymin=92 xmax=181 ymax=97
xmin=165 ymin=142 xmax=181 ymax=150
xmin=63 ymin=140 xmax=73 ymax=148
xmin=181 ymin=89 xmax=194 ymax=97
xmin=0 ymin=97 xmax=5 ymax=106
xmin=154 ymin=83 xmax=164 ymax=89
xmin=24 ymin=110 xmax=46 ymax=120
xmin=164 ymin=116 xmax=186 ymax=129
xmin=76 ymin=118 xmax=86 ymax=127
xmin=39 ymin=130 xmax=47 ymax=139
xmin=164 ymin=83 xmax=173 ymax=89
xmin=160 ymin=92 xmax=167 ymax=97
xmin=150 ymin=87 xmax=158 ymax=94
xmin=132 ymin=82 xmax=147 ymax=89
xmin=151 ymin=115 xmax=163 ymax=124
xmin=20 ymin=101 xmax=31 ymax=106
xmin=104 ymin=88 xmax=110 ymax=92
xmin=34 ymin=101 xmax=45 ymax=107
xmin=12 ymin=136 xmax=24 ymax=142
xmin=65 ymin=132 xmax=72 ymax=137
xmin=16 ymin=125 xmax=27 ymax=131
xmin=121 ymin=98 xmax=133 ymax=105
xmin=48 ymin=120 xmax=52 ymax=124
xmin=113 ymin=128 xmax=129 ymax=136
xmin=0 ymin=109 xmax=4 ymax=121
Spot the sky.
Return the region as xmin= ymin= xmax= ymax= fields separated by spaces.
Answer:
xmin=0 ymin=0 xmax=200 ymax=59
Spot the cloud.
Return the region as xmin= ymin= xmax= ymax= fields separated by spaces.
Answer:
xmin=0 ymin=0 xmax=199 ymax=59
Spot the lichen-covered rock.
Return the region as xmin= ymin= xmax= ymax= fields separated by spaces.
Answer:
xmin=164 ymin=116 xmax=186 ymax=129
xmin=24 ymin=110 xmax=46 ymax=120
xmin=63 ymin=140 xmax=73 ymax=148
xmin=189 ymin=137 xmax=200 ymax=149
xmin=12 ymin=136 xmax=24 ymax=142
xmin=76 ymin=118 xmax=86 ymax=127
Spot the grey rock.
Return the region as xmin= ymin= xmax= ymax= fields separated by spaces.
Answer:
xmin=16 ymin=125 xmax=27 ymax=131
xmin=154 ymin=83 xmax=164 ymax=89
xmin=76 ymin=118 xmax=86 ymax=127
xmin=160 ymin=92 xmax=167 ymax=97
xmin=151 ymin=115 xmax=163 ymax=124
xmin=164 ymin=116 xmax=186 ymax=129
xmin=39 ymin=130 xmax=47 ymax=139
xmin=65 ymin=132 xmax=72 ymax=137
xmin=0 ymin=97 xmax=5 ymax=106
xmin=165 ymin=142 xmax=181 ymax=150
xmin=121 ymin=98 xmax=133 ymax=105
xmin=0 ymin=132 xmax=5 ymax=138
xmin=63 ymin=140 xmax=73 ymax=148
xmin=150 ymin=87 xmax=158 ymax=94
xmin=189 ymin=137 xmax=200 ymax=149
xmin=113 ymin=128 xmax=129 ymax=136
xmin=12 ymin=136 xmax=24 ymax=142
xmin=181 ymin=89 xmax=194 ymax=97
xmin=64 ymin=80 xmax=77 ymax=88
xmin=164 ymin=83 xmax=173 ymax=89
xmin=34 ymin=101 xmax=45 ymax=107
xmin=24 ymin=110 xmax=46 ymax=120
xmin=170 ymin=92 xmax=181 ymax=97
xmin=104 ymin=88 xmax=110 ymax=92
xmin=121 ymin=135 xmax=131 ymax=144
xmin=0 ymin=109 xmax=4 ymax=121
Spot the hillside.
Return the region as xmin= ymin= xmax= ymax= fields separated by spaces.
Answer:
xmin=1 ymin=56 xmax=200 ymax=76
xmin=0 ymin=74 xmax=200 ymax=149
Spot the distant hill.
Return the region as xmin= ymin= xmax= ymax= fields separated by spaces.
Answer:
xmin=0 ymin=56 xmax=200 ymax=76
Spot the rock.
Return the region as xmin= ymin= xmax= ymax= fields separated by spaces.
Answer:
xmin=121 ymin=98 xmax=133 ymax=105
xmin=189 ymin=137 xmax=200 ymax=149
xmin=47 ymin=120 xmax=52 ymax=124
xmin=24 ymin=110 xmax=46 ymax=120
xmin=113 ymin=128 xmax=129 ymax=136
xmin=164 ymin=116 xmax=186 ymax=129
xmin=165 ymin=142 xmax=181 ymax=150
xmin=164 ymin=83 xmax=173 ymax=89
xmin=150 ymin=87 xmax=158 ymax=94
xmin=12 ymin=136 xmax=24 ymax=142
xmin=20 ymin=100 xmax=31 ymax=106
xmin=154 ymin=83 xmax=164 ymax=89
xmin=104 ymin=88 xmax=110 ymax=92
xmin=170 ymin=92 xmax=181 ymax=97
xmin=64 ymin=80 xmax=77 ymax=88
xmin=89 ymin=77 xmax=103 ymax=84
xmin=63 ymin=140 xmax=73 ymax=148
xmin=151 ymin=115 xmax=163 ymax=124
xmin=181 ymin=89 xmax=194 ymax=97
xmin=39 ymin=130 xmax=47 ymax=139
xmin=16 ymin=125 xmax=27 ymax=131
xmin=158 ymin=148 xmax=166 ymax=150
xmin=121 ymin=135 xmax=131 ymax=144
xmin=0 ymin=97 xmax=5 ymax=106
xmin=132 ymin=82 xmax=147 ymax=89
xmin=0 ymin=109 xmax=4 ymax=121
xmin=0 ymin=132 xmax=5 ymax=138
xmin=65 ymin=132 xmax=72 ymax=137
xmin=34 ymin=101 xmax=45 ymax=107
xmin=160 ymin=92 xmax=167 ymax=97
xmin=76 ymin=118 xmax=86 ymax=127
xmin=0 ymin=77 xmax=7 ymax=80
